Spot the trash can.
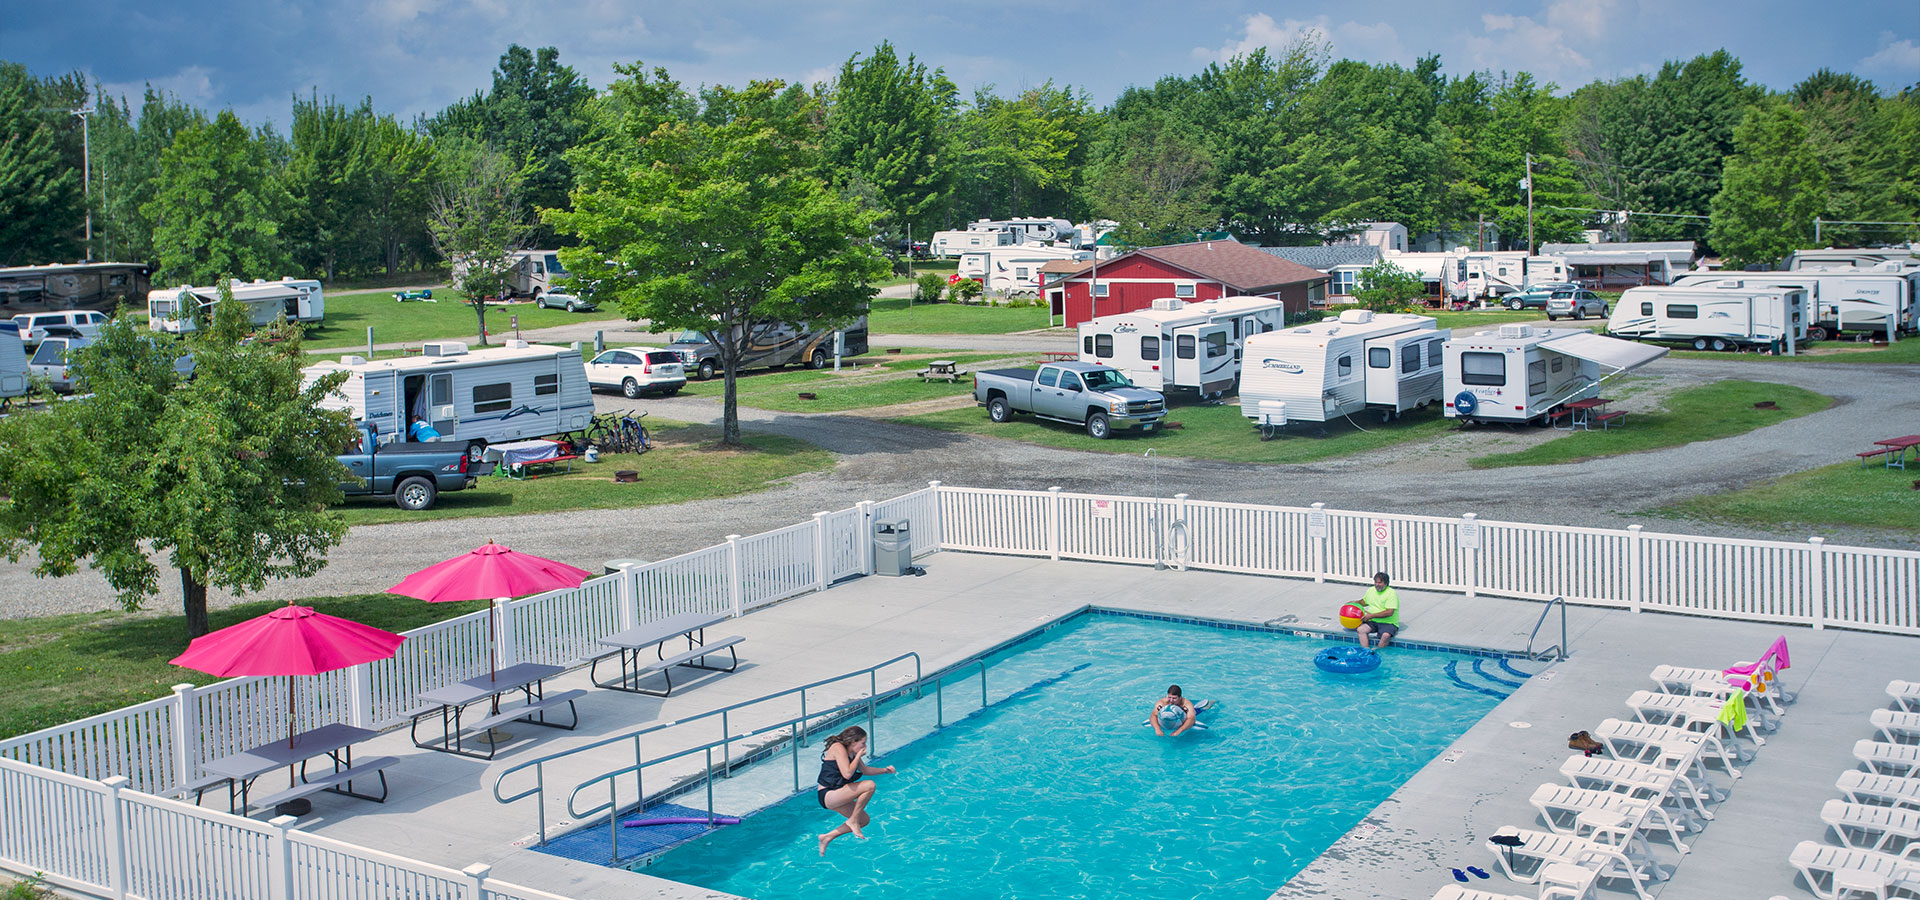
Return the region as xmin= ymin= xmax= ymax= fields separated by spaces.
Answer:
xmin=873 ymin=519 xmax=911 ymax=576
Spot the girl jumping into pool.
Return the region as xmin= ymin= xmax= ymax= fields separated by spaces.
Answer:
xmin=816 ymin=726 xmax=897 ymax=855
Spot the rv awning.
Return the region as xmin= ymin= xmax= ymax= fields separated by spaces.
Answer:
xmin=1540 ymin=332 xmax=1670 ymax=372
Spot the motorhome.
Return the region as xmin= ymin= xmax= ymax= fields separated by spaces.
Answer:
xmin=1786 ymin=249 xmax=1919 ymax=272
xmin=958 ymin=245 xmax=1095 ymax=296
xmin=929 ymin=228 xmax=1016 ymax=258
xmin=1670 ymin=270 xmax=1915 ymax=339
xmin=1460 ymin=253 xmax=1571 ymax=300
xmin=452 ymin=250 xmax=572 ymax=299
xmin=667 ymin=315 xmax=869 ymax=381
xmin=0 ymin=322 xmax=28 ymax=404
xmin=305 ymin=341 xmax=594 ymax=462
xmin=148 ymin=281 xmax=304 ymax=333
xmin=1442 ymin=325 xmax=1666 ymax=425
xmin=1076 ymin=296 xmax=1291 ymax=396
xmin=1238 ymin=310 xmax=1445 ymax=432
xmin=0 ymin=262 xmax=150 ymax=316
xmin=1607 ymin=285 xmax=1808 ymax=353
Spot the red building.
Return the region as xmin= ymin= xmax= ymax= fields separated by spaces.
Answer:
xmin=1044 ymin=240 xmax=1329 ymax=327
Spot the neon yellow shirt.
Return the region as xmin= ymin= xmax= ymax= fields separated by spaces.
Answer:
xmin=1361 ymin=586 xmax=1400 ymax=625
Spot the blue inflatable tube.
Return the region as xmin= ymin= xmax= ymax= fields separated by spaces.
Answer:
xmin=1315 ymin=646 xmax=1382 ymax=673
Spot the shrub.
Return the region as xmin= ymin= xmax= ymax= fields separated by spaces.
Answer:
xmin=915 ymin=273 xmax=948 ymax=303
xmin=948 ymin=278 xmax=983 ymax=303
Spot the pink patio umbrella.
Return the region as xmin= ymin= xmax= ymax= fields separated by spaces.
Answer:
xmin=170 ymin=603 xmax=408 ymax=748
xmin=386 ymin=540 xmax=591 ymax=684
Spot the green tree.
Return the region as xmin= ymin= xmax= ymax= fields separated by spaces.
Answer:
xmin=1863 ymin=88 xmax=1920 ymax=245
xmin=90 ymin=85 xmax=205 ymax=266
xmin=430 ymin=45 xmax=592 ymax=237
xmin=144 ymin=111 xmax=290 ymax=284
xmin=1289 ymin=60 xmax=1445 ymax=238
xmin=1085 ymin=110 xmax=1216 ymax=247
xmin=948 ymin=83 xmax=1096 ymax=226
xmin=1190 ymin=41 xmax=1329 ymax=244
xmin=1351 ymin=260 xmax=1424 ymax=313
xmin=825 ymin=42 xmax=956 ymax=239
xmin=0 ymin=62 xmax=83 ymax=265
xmin=1792 ymin=70 xmax=1893 ymax=248
xmin=551 ymin=78 xmax=887 ymax=446
xmin=358 ymin=114 xmax=437 ymax=276
xmin=1481 ymin=72 xmax=1589 ymax=248
xmin=427 ymin=140 xmax=536 ymax=346
xmin=0 ymin=287 xmax=356 ymax=637
xmin=284 ymin=92 xmax=369 ymax=280
xmin=1709 ymin=101 xmax=1826 ymax=268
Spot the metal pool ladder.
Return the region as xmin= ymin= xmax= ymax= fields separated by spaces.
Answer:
xmin=1526 ymin=596 xmax=1569 ymax=661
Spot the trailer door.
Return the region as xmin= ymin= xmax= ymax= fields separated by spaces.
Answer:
xmin=1172 ymin=324 xmax=1232 ymax=391
xmin=429 ymin=372 xmax=457 ymax=437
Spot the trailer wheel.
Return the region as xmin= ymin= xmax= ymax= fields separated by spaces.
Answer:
xmin=697 ymin=360 xmax=716 ymax=381
xmin=395 ymin=477 xmax=437 ymax=511
xmin=809 ymin=349 xmax=828 ymax=369
xmin=1711 ymin=338 xmax=1731 ymax=352
xmin=1085 ymin=412 xmax=1111 ymax=439
xmin=1808 ymin=326 xmax=1828 ymax=342
xmin=1692 ymin=338 xmax=1709 ymax=351
xmin=987 ymin=397 xmax=1011 ymax=422
xmin=466 ymin=441 xmax=487 ymax=463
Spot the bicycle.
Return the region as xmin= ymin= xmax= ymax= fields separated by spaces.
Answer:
xmin=579 ymin=409 xmax=651 ymax=455
xmin=619 ymin=409 xmax=651 ymax=454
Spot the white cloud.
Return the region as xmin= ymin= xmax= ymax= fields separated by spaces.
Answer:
xmin=1193 ymin=13 xmax=1405 ymax=66
xmin=1455 ymin=7 xmax=1593 ymax=86
xmin=98 ymin=65 xmax=216 ymax=108
xmin=1543 ymin=0 xmax=1620 ymax=40
xmin=1857 ymin=31 xmax=1920 ymax=85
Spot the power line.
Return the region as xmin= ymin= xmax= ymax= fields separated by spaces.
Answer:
xmin=1567 ymin=156 xmax=1907 ymax=191
xmin=1544 ymin=205 xmax=1711 ymax=220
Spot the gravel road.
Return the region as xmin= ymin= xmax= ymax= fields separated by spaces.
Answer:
xmin=2 ymin=333 xmax=1912 ymax=621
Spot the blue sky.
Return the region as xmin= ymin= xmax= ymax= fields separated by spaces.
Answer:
xmin=7 ymin=1 xmax=1917 ymax=127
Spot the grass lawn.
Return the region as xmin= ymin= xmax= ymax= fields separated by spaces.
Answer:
xmin=672 ymin=350 xmax=1018 ymax=412
xmin=1469 ymin=380 xmax=1831 ymax=468
xmin=1429 ymin=309 xmax=1553 ymax=330
xmin=895 ymin=400 xmax=1457 ymax=462
xmin=332 ymin=420 xmax=833 ymax=526
xmin=1665 ymin=337 xmax=1920 ymax=364
xmin=0 ymin=593 xmax=476 ymax=740
xmin=302 ymin=285 xmax=624 ymax=349
xmin=1655 ymin=460 xmax=1920 ymax=533
xmin=868 ymin=296 xmax=1050 ymax=334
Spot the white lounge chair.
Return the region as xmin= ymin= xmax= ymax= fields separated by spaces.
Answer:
xmin=1874 ymin=709 xmax=1920 ymax=745
xmin=1789 ymin=840 xmax=1920 ymax=900
xmin=1485 ymin=826 xmax=1667 ymax=900
xmin=1625 ymin=689 xmax=1767 ymax=749
xmin=1840 ymin=771 xmax=1920 ymax=811
xmin=1650 ymin=663 xmax=1790 ymax=715
xmin=1822 ymin=798 xmax=1920 ymax=856
xmin=1595 ymin=717 xmax=1744 ymax=780
xmin=1561 ymin=755 xmax=1721 ymax=822
xmin=1529 ymin=784 xmax=1694 ymax=851
xmin=1858 ymin=740 xmax=1920 ymax=778
xmin=1891 ymin=681 xmax=1920 ymax=713
xmin=1430 ymin=882 xmax=1593 ymax=900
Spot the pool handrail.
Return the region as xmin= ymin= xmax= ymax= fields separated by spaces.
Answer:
xmin=1527 ymin=596 xmax=1569 ymax=661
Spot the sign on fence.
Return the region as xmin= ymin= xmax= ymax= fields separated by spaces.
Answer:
xmin=1460 ymin=519 xmax=1480 ymax=549
xmin=1308 ymin=509 xmax=1327 ymax=538
xmin=1093 ymin=500 xmax=1114 ymax=520
xmin=1371 ymin=518 xmax=1391 ymax=547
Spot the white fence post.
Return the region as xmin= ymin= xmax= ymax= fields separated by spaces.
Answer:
xmin=1460 ymin=513 xmax=1479 ymax=598
xmin=171 ymin=683 xmax=198 ymax=789
xmin=1311 ymin=502 xmax=1327 ymax=584
xmin=1809 ymin=536 xmax=1827 ymax=631
xmin=267 ymin=815 xmax=298 ymax=900
xmin=1627 ymin=524 xmax=1644 ymax=614
xmin=726 ymin=534 xmax=745 ymax=617
xmin=493 ymin=598 xmax=517 ymax=669
xmin=1173 ymin=493 xmax=1189 ymax=571
xmin=1047 ymin=487 xmax=1062 ymax=561
xmin=858 ymin=501 xmax=875 ymax=575
xmin=462 ymin=862 xmax=491 ymax=900
xmin=101 ymin=776 xmax=129 ymax=900
xmin=926 ymin=481 xmax=943 ymax=549
xmin=813 ymin=512 xmax=831 ymax=592
xmin=346 ymin=663 xmax=374 ymax=730
xmin=618 ymin=563 xmax=638 ymax=631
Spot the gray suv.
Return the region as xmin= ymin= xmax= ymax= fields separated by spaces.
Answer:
xmin=1545 ymin=289 xmax=1607 ymax=321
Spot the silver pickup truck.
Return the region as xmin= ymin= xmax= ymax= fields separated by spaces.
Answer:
xmin=973 ymin=362 xmax=1167 ymax=439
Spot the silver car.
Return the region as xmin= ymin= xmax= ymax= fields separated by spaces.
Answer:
xmin=1545 ymin=289 xmax=1608 ymax=321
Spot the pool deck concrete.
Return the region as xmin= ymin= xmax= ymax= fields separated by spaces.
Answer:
xmin=286 ymin=551 xmax=1912 ymax=900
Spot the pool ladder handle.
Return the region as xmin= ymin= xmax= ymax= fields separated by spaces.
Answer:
xmin=1526 ymin=595 xmax=1569 ymax=662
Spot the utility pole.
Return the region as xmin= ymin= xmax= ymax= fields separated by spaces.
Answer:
xmin=1814 ymin=216 xmax=1822 ymax=245
xmin=1524 ymin=152 xmax=1535 ymax=256
xmin=78 ymin=105 xmax=92 ymax=261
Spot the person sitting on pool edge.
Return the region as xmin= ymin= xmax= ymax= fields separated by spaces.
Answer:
xmin=1151 ymin=684 xmax=1197 ymax=737
xmin=1355 ymin=571 xmax=1401 ymax=650
xmin=816 ymin=725 xmax=897 ymax=856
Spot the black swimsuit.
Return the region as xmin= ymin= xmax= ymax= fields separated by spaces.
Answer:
xmin=816 ymin=749 xmax=862 ymax=808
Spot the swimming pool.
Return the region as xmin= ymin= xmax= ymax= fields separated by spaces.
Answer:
xmin=636 ymin=612 xmax=1523 ymax=900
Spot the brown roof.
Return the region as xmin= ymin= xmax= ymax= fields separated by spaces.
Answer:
xmin=1038 ymin=259 xmax=1090 ymax=274
xmin=1136 ymin=240 xmax=1328 ymax=291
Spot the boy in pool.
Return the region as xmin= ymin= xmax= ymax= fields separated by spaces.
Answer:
xmin=1355 ymin=572 xmax=1401 ymax=650
xmin=1150 ymin=684 xmax=1197 ymax=737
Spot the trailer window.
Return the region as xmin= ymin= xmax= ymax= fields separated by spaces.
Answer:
xmin=29 ymin=342 xmax=64 ymax=366
xmin=1176 ymin=335 xmax=1196 ymax=359
xmin=1401 ymin=344 xmax=1419 ymax=373
xmin=1528 ymin=360 xmax=1547 ymax=394
xmin=1427 ymin=339 xmax=1443 ymax=366
xmin=1203 ymin=332 xmax=1227 ymax=358
xmin=1141 ymin=336 xmax=1160 ymax=360
xmin=1093 ymin=334 xmax=1113 ymax=359
xmin=534 ymin=373 xmax=558 ymax=396
xmin=1460 ymin=352 xmax=1505 ymax=386
xmin=1368 ymin=348 xmax=1390 ymax=368
xmin=431 ymin=376 xmax=452 ymax=406
xmin=473 ymin=382 xmax=512 ymax=413
xmin=1083 ymin=335 xmax=1093 ymax=355
xmin=1642 ymin=302 xmax=1653 ymax=315
xmin=1667 ymin=304 xmax=1699 ymax=319
xmin=1337 ymin=355 xmax=1352 ymax=378
xmin=1551 ymin=356 xmax=1564 ymax=373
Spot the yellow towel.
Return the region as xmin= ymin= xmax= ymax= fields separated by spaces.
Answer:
xmin=1718 ymin=689 xmax=1748 ymax=732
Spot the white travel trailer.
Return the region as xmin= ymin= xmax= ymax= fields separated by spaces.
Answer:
xmin=305 ymin=341 xmax=594 ymax=462
xmin=958 ymin=245 xmax=1095 ymax=296
xmin=271 ymin=277 xmax=325 ymax=322
xmin=929 ymin=228 xmax=1016 ymax=257
xmin=1381 ymin=251 xmax=1470 ymax=302
xmin=1443 ymin=326 xmax=1666 ymax=425
xmin=1076 ymin=296 xmax=1291 ymax=395
xmin=1607 ymin=286 xmax=1808 ymax=353
xmin=1238 ymin=310 xmax=1445 ymax=432
xmin=1786 ymin=249 xmax=1919 ymax=272
xmin=1670 ymin=270 xmax=1915 ymax=339
xmin=148 ymin=281 xmax=303 ymax=333
xmin=0 ymin=322 xmax=27 ymax=403
xmin=968 ymin=217 xmax=1078 ymax=246
xmin=1461 ymin=253 xmax=1571 ymax=299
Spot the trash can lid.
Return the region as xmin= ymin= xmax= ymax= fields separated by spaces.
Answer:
xmin=874 ymin=518 xmax=909 ymax=531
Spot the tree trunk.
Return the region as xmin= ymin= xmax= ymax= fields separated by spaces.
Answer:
xmin=180 ymin=567 xmax=210 ymax=638
xmin=474 ymin=300 xmax=489 ymax=347
xmin=721 ymin=362 xmax=740 ymax=446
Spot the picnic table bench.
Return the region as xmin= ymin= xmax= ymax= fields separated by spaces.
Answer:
xmin=408 ymin=663 xmax=580 ymax=760
xmin=918 ymin=360 xmax=969 ymax=383
xmin=591 ymin=612 xmax=743 ymax=696
xmin=1862 ymin=435 xmax=1920 ymax=469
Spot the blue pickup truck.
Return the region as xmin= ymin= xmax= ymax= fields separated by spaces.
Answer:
xmin=337 ymin=424 xmax=490 ymax=510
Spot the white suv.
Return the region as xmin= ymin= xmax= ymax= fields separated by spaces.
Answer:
xmin=584 ymin=347 xmax=686 ymax=398
xmin=12 ymin=310 xmax=108 ymax=346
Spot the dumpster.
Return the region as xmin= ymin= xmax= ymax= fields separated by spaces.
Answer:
xmin=873 ymin=519 xmax=911 ymax=576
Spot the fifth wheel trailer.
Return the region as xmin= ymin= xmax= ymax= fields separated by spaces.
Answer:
xmin=1607 ymin=285 xmax=1808 ymax=353
xmin=1670 ymin=270 xmax=1914 ymax=340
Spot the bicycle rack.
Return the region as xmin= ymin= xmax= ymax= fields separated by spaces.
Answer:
xmin=1526 ymin=596 xmax=1569 ymax=661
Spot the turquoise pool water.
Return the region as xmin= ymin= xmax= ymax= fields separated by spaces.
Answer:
xmin=638 ymin=613 xmax=1518 ymax=900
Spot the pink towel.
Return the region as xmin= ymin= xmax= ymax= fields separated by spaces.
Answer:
xmin=1723 ymin=636 xmax=1791 ymax=678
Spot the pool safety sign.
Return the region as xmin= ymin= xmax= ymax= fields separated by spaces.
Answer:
xmin=1460 ymin=519 xmax=1481 ymax=549
xmin=1307 ymin=509 xmax=1327 ymax=538
xmin=1092 ymin=500 xmax=1114 ymax=519
xmin=1371 ymin=518 xmax=1391 ymax=547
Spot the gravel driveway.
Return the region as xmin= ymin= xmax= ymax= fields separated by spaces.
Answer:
xmin=1 ymin=336 xmax=1911 ymax=621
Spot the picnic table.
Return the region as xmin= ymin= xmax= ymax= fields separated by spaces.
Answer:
xmin=408 ymin=662 xmax=581 ymax=760
xmin=485 ymin=439 xmax=577 ymax=479
xmin=1861 ymin=434 xmax=1920 ymax=469
xmin=1040 ymin=351 xmax=1078 ymax=363
xmin=1550 ymin=398 xmax=1625 ymax=431
xmin=591 ymin=611 xmax=743 ymax=696
xmin=200 ymin=722 xmax=389 ymax=815
xmin=918 ymin=359 xmax=969 ymax=383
